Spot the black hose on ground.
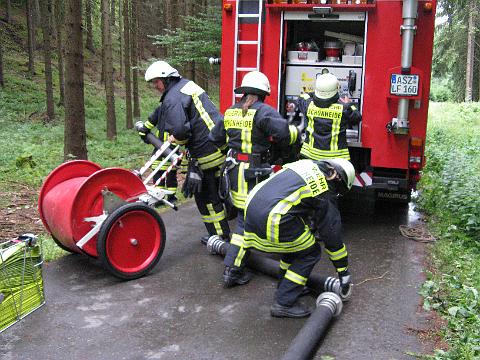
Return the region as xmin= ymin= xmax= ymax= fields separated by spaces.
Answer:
xmin=281 ymin=292 xmax=343 ymax=360
xmin=204 ymin=236 xmax=342 ymax=295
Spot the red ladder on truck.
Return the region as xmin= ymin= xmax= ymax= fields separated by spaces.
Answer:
xmin=232 ymin=0 xmax=264 ymax=104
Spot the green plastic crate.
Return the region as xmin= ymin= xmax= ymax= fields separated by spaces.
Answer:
xmin=0 ymin=236 xmax=45 ymax=333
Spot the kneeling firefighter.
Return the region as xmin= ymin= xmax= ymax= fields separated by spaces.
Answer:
xmin=225 ymin=158 xmax=354 ymax=318
xmin=209 ymin=71 xmax=302 ymax=287
xmin=143 ymin=60 xmax=230 ymax=241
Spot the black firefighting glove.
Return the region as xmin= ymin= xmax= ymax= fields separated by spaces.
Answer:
xmin=338 ymin=269 xmax=352 ymax=301
xmin=137 ymin=124 xmax=150 ymax=144
xmin=182 ymin=159 xmax=203 ymax=198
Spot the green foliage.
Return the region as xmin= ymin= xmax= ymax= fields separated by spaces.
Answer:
xmin=433 ymin=1 xmax=480 ymax=102
xmin=151 ymin=11 xmax=222 ymax=67
xmin=415 ymin=102 xmax=480 ymax=359
xmin=429 ymin=77 xmax=455 ymax=102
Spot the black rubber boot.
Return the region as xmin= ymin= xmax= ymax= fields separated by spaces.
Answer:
xmin=200 ymin=235 xmax=210 ymax=244
xmin=223 ymin=266 xmax=252 ymax=288
xmin=270 ymin=302 xmax=311 ymax=318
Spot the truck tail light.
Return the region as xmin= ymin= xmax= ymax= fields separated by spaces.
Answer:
xmin=224 ymin=3 xmax=233 ymax=12
xmin=409 ymin=137 xmax=423 ymax=170
xmin=423 ymin=2 xmax=433 ymax=12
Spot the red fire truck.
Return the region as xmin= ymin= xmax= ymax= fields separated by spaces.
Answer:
xmin=216 ymin=0 xmax=436 ymax=203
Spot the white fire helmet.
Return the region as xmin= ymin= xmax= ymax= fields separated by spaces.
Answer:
xmin=144 ymin=61 xmax=180 ymax=82
xmin=315 ymin=73 xmax=339 ymax=99
xmin=234 ymin=71 xmax=271 ymax=96
xmin=323 ymin=158 xmax=355 ymax=191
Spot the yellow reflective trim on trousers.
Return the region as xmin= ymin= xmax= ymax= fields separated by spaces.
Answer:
xmin=336 ymin=266 xmax=348 ymax=273
xmin=279 ymin=260 xmax=291 ymax=271
xmin=234 ymin=246 xmax=247 ymax=267
xmin=231 ymin=233 xmax=245 ymax=247
xmin=325 ymin=245 xmax=348 ymax=261
xmin=231 ymin=191 xmax=248 ymax=210
xmin=243 ymin=227 xmax=315 ymax=253
xmin=289 ymin=125 xmax=298 ymax=145
xmin=205 ymin=204 xmax=225 ymax=235
xmin=231 ymin=162 xmax=248 ymax=209
xmin=285 ymin=269 xmax=308 ymax=286
xmin=266 ymin=188 xmax=311 ymax=243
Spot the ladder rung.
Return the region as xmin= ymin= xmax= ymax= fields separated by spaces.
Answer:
xmin=238 ymin=40 xmax=259 ymax=45
xmin=238 ymin=14 xmax=260 ymax=18
xmin=236 ymin=67 xmax=258 ymax=72
xmin=234 ymin=94 xmax=244 ymax=98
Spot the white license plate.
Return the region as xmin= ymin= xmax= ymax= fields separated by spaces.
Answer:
xmin=390 ymin=74 xmax=419 ymax=96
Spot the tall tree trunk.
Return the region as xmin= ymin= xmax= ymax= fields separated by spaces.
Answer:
xmin=110 ymin=0 xmax=116 ymax=26
xmin=183 ymin=0 xmax=195 ymax=81
xmin=131 ymin=0 xmax=140 ymax=118
xmin=26 ymin=0 xmax=35 ymax=76
xmin=85 ymin=0 xmax=94 ymax=52
xmin=123 ymin=0 xmax=133 ymax=129
xmin=5 ymin=0 xmax=11 ymax=23
xmin=0 ymin=38 xmax=4 ymax=87
xmin=64 ymin=0 xmax=87 ymax=160
xmin=102 ymin=0 xmax=117 ymax=139
xmin=33 ymin=0 xmax=40 ymax=28
xmin=55 ymin=0 xmax=65 ymax=106
xmin=119 ymin=0 xmax=124 ymax=79
xmin=40 ymin=0 xmax=55 ymax=121
xmin=465 ymin=1 xmax=475 ymax=102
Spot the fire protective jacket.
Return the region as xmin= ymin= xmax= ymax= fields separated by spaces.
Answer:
xmin=209 ymin=100 xmax=298 ymax=157
xmin=161 ymin=78 xmax=225 ymax=170
xmin=209 ymin=99 xmax=298 ymax=210
xmin=297 ymin=94 xmax=361 ymax=160
xmin=242 ymin=159 xmax=348 ymax=272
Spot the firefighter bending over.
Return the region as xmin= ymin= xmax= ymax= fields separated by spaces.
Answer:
xmin=209 ymin=71 xmax=301 ymax=286
xmin=224 ymin=158 xmax=354 ymax=318
xmin=141 ymin=60 xmax=230 ymax=241
xmin=297 ymin=73 xmax=361 ymax=161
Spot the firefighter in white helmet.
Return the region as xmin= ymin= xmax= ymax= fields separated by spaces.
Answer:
xmin=139 ymin=60 xmax=230 ymax=241
xmin=229 ymin=158 xmax=354 ymax=317
xmin=209 ymin=71 xmax=301 ymax=288
xmin=296 ymin=72 xmax=361 ymax=161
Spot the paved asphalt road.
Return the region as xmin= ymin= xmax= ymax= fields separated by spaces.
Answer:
xmin=1 ymin=200 xmax=429 ymax=360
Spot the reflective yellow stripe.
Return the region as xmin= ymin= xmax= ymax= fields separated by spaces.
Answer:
xmin=144 ymin=120 xmax=155 ymax=130
xmin=279 ymin=260 xmax=290 ymax=271
xmin=336 ymin=267 xmax=348 ymax=273
xmin=231 ymin=233 xmax=245 ymax=247
xmin=325 ymin=245 xmax=348 ymax=261
xmin=300 ymin=143 xmax=350 ymax=160
xmin=234 ymin=245 xmax=247 ymax=267
xmin=243 ymin=227 xmax=315 ymax=253
xmin=289 ymin=125 xmax=298 ymax=145
xmin=285 ymin=270 xmax=308 ymax=286
xmin=197 ymin=150 xmax=225 ymax=170
xmin=330 ymin=106 xmax=343 ymax=151
xmin=224 ymin=108 xmax=255 ymax=154
xmin=192 ymin=93 xmax=215 ymax=130
xmin=205 ymin=204 xmax=225 ymax=236
xmin=231 ymin=162 xmax=248 ymax=210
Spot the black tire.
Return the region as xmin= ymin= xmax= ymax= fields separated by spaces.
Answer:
xmin=96 ymin=203 xmax=166 ymax=280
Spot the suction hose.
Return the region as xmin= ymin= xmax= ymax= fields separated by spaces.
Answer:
xmin=205 ymin=236 xmax=343 ymax=296
xmin=281 ymin=292 xmax=343 ymax=360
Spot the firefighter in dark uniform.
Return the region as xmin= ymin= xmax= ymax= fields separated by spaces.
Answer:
xmin=209 ymin=71 xmax=301 ymax=287
xmin=141 ymin=60 xmax=230 ymax=241
xmin=138 ymin=105 xmax=179 ymax=201
xmin=231 ymin=158 xmax=355 ymax=318
xmin=297 ymin=72 xmax=362 ymax=161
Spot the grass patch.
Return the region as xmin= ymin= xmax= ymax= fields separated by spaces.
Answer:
xmin=415 ymin=102 xmax=480 ymax=359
